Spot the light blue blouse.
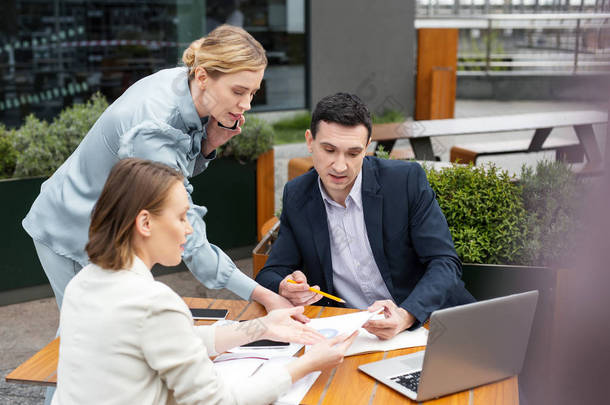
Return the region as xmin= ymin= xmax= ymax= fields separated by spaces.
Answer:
xmin=22 ymin=67 xmax=257 ymax=300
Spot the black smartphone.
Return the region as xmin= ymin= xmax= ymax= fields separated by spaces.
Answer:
xmin=241 ymin=339 xmax=290 ymax=348
xmin=189 ymin=308 xmax=229 ymax=320
xmin=217 ymin=120 xmax=239 ymax=130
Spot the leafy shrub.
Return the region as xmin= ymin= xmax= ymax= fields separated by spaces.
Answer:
xmin=519 ymin=161 xmax=583 ymax=267
xmin=272 ymin=112 xmax=310 ymax=145
xmin=423 ymin=163 xmax=530 ymax=265
xmin=12 ymin=93 xmax=109 ymax=178
xmin=272 ymin=111 xmax=311 ymax=131
xmin=218 ymin=113 xmax=273 ymax=162
xmin=371 ymin=109 xmax=406 ymax=124
xmin=374 ymin=145 xmax=391 ymax=160
xmin=0 ymin=125 xmax=18 ymax=179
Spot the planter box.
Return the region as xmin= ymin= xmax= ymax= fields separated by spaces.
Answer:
xmin=190 ymin=157 xmax=257 ymax=249
xmin=0 ymin=176 xmax=49 ymax=294
xmin=0 ymin=151 xmax=274 ymax=305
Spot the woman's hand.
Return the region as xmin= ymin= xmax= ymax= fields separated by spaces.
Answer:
xmin=285 ymin=331 xmax=358 ymax=382
xmin=251 ymin=285 xmax=311 ymax=323
xmin=202 ymin=115 xmax=246 ymax=156
xmin=261 ymin=307 xmax=325 ymax=346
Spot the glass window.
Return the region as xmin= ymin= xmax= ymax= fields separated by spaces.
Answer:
xmin=0 ymin=0 xmax=306 ymax=127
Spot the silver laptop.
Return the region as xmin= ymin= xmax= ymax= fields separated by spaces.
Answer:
xmin=358 ymin=290 xmax=538 ymax=401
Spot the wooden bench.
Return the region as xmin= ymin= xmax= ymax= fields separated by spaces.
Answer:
xmin=450 ymin=137 xmax=584 ymax=165
xmin=376 ymin=110 xmax=608 ymax=170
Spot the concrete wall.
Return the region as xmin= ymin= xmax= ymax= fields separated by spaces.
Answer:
xmin=309 ymin=0 xmax=415 ymax=117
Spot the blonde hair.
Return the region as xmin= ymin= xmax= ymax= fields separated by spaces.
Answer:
xmin=182 ymin=25 xmax=267 ymax=79
xmin=86 ymin=158 xmax=184 ymax=270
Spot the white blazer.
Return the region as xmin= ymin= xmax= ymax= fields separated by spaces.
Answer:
xmin=52 ymin=256 xmax=291 ymax=405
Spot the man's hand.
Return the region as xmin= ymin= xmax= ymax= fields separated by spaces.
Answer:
xmin=202 ymin=115 xmax=246 ymax=156
xmin=278 ymin=271 xmax=323 ymax=307
xmin=362 ymin=300 xmax=416 ymax=340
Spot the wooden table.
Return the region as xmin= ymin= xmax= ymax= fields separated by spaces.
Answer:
xmin=374 ymin=110 xmax=607 ymax=170
xmin=6 ymin=298 xmax=519 ymax=404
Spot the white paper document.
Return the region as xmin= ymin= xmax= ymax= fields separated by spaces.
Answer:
xmin=305 ymin=309 xmax=383 ymax=338
xmin=305 ymin=310 xmax=428 ymax=356
xmin=262 ymin=357 xmax=321 ymax=405
xmin=345 ymin=326 xmax=428 ymax=356
xmin=213 ymin=354 xmax=319 ymax=405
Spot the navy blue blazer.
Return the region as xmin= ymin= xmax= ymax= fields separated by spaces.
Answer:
xmin=256 ymin=157 xmax=474 ymax=327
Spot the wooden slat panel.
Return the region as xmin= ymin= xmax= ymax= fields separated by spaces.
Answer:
xmin=416 ymin=28 xmax=458 ymax=120
xmin=430 ymin=67 xmax=456 ymax=120
xmin=256 ymin=148 xmax=275 ymax=240
xmin=5 ymin=338 xmax=60 ymax=386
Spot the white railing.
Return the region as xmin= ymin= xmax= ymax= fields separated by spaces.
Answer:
xmin=415 ymin=13 xmax=610 ymax=75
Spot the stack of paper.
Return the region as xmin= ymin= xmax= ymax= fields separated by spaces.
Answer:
xmin=213 ymin=353 xmax=319 ymax=405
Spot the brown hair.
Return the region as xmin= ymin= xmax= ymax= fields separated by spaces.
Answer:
xmin=182 ymin=24 xmax=267 ymax=79
xmin=85 ymin=158 xmax=184 ymax=270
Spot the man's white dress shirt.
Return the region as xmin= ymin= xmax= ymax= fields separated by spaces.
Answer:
xmin=318 ymin=171 xmax=393 ymax=309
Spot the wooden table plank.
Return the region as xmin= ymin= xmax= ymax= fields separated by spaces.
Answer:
xmin=207 ymin=298 xmax=249 ymax=321
xmin=473 ymin=376 xmax=519 ymax=405
xmin=236 ymin=301 xmax=267 ymax=320
xmin=5 ymin=338 xmax=60 ymax=386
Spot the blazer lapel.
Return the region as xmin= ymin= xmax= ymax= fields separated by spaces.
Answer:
xmin=361 ymin=158 xmax=394 ymax=292
xmin=306 ymin=180 xmax=335 ymax=294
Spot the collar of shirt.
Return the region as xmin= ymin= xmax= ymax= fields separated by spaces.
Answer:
xmin=129 ymin=255 xmax=154 ymax=280
xmin=318 ymin=169 xmax=363 ymax=210
xmin=174 ymin=67 xmax=209 ymax=160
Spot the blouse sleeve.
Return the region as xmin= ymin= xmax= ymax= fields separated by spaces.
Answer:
xmin=118 ymin=120 xmax=258 ymax=300
xmin=140 ymin=288 xmax=292 ymax=405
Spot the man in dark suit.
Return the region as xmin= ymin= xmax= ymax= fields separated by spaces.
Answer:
xmin=256 ymin=93 xmax=474 ymax=339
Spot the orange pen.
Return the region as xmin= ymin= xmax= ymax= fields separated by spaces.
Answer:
xmin=286 ymin=279 xmax=346 ymax=303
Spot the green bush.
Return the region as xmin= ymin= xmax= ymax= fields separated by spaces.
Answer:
xmin=371 ymin=109 xmax=406 ymax=124
xmin=424 ymin=163 xmax=530 ymax=265
xmin=218 ymin=113 xmax=273 ymax=162
xmin=272 ymin=111 xmax=311 ymax=131
xmin=519 ymin=161 xmax=583 ymax=267
xmin=272 ymin=112 xmax=310 ymax=145
xmin=0 ymin=125 xmax=18 ymax=179
xmin=12 ymin=93 xmax=109 ymax=178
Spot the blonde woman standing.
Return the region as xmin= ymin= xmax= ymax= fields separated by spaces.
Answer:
xmin=23 ymin=25 xmax=292 ymax=316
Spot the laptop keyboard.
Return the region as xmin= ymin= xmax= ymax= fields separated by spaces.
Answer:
xmin=390 ymin=370 xmax=421 ymax=393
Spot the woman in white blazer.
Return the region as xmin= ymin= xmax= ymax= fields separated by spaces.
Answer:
xmin=52 ymin=158 xmax=356 ymax=405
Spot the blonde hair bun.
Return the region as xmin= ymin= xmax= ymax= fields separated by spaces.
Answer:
xmin=182 ymin=25 xmax=267 ymax=78
xmin=182 ymin=38 xmax=205 ymax=68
